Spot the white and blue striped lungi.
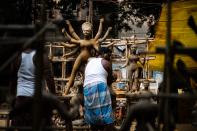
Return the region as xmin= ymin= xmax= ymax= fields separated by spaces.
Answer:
xmin=84 ymin=82 xmax=114 ymax=125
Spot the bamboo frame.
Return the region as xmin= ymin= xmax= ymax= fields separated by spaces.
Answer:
xmin=46 ymin=35 xmax=155 ymax=95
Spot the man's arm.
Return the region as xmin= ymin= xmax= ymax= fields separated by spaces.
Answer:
xmin=102 ymin=59 xmax=113 ymax=86
xmin=102 ymin=58 xmax=116 ymax=110
xmin=9 ymin=53 xmax=21 ymax=97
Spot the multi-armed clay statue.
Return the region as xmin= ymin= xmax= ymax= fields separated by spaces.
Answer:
xmin=62 ymin=18 xmax=112 ymax=94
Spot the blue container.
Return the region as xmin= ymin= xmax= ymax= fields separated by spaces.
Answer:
xmin=117 ymin=82 xmax=126 ymax=89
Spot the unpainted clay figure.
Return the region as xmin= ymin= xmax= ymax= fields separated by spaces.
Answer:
xmin=121 ymin=45 xmax=144 ymax=92
xmin=62 ymin=18 xmax=112 ymax=94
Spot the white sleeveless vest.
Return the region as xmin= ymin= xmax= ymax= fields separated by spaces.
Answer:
xmin=17 ymin=51 xmax=36 ymax=96
xmin=84 ymin=58 xmax=108 ymax=87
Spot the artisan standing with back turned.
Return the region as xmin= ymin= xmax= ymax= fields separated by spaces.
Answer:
xmin=83 ymin=47 xmax=115 ymax=131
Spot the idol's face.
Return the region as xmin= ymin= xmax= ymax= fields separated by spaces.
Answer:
xmin=82 ymin=28 xmax=92 ymax=36
xmin=82 ymin=22 xmax=92 ymax=36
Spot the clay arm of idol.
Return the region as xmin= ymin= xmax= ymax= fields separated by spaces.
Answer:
xmin=94 ymin=18 xmax=104 ymax=40
xmin=58 ymin=42 xmax=78 ymax=48
xmin=63 ymin=47 xmax=80 ymax=57
xmin=98 ymin=27 xmax=112 ymax=43
xmin=62 ymin=30 xmax=81 ymax=45
xmin=65 ymin=20 xmax=80 ymax=40
xmin=121 ymin=56 xmax=129 ymax=68
xmin=104 ymin=41 xmax=116 ymax=48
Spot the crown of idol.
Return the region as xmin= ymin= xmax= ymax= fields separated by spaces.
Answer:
xmin=82 ymin=22 xmax=93 ymax=31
